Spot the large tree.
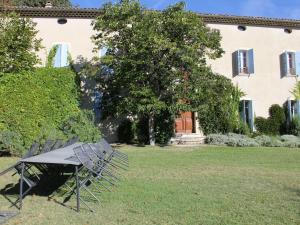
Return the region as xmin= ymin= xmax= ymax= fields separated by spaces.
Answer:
xmin=0 ymin=13 xmax=42 ymax=73
xmin=93 ymin=0 xmax=224 ymax=145
xmin=11 ymin=0 xmax=72 ymax=7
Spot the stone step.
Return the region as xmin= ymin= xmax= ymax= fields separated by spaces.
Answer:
xmin=170 ymin=134 xmax=206 ymax=145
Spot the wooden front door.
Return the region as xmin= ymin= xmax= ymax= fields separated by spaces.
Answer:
xmin=175 ymin=112 xmax=194 ymax=134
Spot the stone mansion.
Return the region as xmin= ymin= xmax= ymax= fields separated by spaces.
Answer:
xmin=1 ymin=6 xmax=300 ymax=140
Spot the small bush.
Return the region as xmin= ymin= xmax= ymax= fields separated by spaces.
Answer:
xmin=255 ymin=117 xmax=270 ymax=134
xmin=289 ymin=117 xmax=300 ymax=137
xmin=255 ymin=105 xmax=286 ymax=135
xmin=61 ymin=110 xmax=101 ymax=143
xmin=206 ymin=133 xmax=300 ymax=148
xmin=237 ymin=121 xmax=251 ymax=136
xmin=206 ymin=133 xmax=259 ymax=147
xmin=0 ymin=131 xmax=25 ymax=155
xmin=117 ymin=119 xmax=134 ymax=144
xmin=269 ymin=104 xmax=286 ymax=124
xmin=254 ymin=135 xmax=283 ymax=147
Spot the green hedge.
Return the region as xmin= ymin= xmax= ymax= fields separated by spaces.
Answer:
xmin=0 ymin=68 xmax=100 ymax=155
xmin=255 ymin=104 xmax=286 ymax=135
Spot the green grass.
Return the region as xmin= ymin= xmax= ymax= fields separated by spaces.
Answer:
xmin=0 ymin=146 xmax=300 ymax=225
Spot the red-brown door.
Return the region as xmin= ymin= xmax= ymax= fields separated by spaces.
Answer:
xmin=175 ymin=112 xmax=193 ymax=133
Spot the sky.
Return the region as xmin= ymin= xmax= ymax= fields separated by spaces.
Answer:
xmin=71 ymin=0 xmax=300 ymax=20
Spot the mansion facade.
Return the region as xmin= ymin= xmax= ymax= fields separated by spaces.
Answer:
xmin=1 ymin=6 xmax=300 ymax=140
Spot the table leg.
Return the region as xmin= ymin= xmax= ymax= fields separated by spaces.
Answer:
xmin=19 ymin=163 xmax=25 ymax=210
xmin=75 ymin=166 xmax=80 ymax=212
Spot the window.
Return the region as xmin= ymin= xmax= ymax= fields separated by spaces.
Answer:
xmin=240 ymin=100 xmax=254 ymax=131
xmin=94 ymin=89 xmax=103 ymax=120
xmin=281 ymin=51 xmax=300 ymax=76
xmin=99 ymin=47 xmax=108 ymax=58
xmin=233 ymin=49 xmax=255 ymax=75
xmin=57 ymin=18 xmax=67 ymax=25
xmin=287 ymin=99 xmax=300 ymax=122
xmin=284 ymin=28 xmax=292 ymax=34
xmin=53 ymin=43 xmax=69 ymax=68
xmin=238 ymin=25 xmax=247 ymax=31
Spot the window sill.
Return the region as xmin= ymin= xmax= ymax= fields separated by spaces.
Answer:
xmin=236 ymin=73 xmax=251 ymax=76
xmin=285 ymin=74 xmax=297 ymax=77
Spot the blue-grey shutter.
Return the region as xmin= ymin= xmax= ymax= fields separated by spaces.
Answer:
xmin=280 ymin=52 xmax=288 ymax=76
xmin=54 ymin=44 xmax=62 ymax=67
xmin=233 ymin=50 xmax=240 ymax=76
xmin=248 ymin=100 xmax=254 ymax=131
xmin=296 ymin=100 xmax=300 ymax=119
xmin=240 ymin=100 xmax=246 ymax=123
xmin=295 ymin=52 xmax=300 ymax=76
xmin=287 ymin=99 xmax=292 ymax=122
xmin=94 ymin=90 xmax=103 ymax=120
xmin=54 ymin=44 xmax=69 ymax=67
xmin=99 ymin=47 xmax=108 ymax=58
xmin=247 ymin=49 xmax=254 ymax=74
xmin=60 ymin=43 xmax=69 ymax=67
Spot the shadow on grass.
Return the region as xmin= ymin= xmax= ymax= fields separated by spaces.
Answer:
xmin=0 ymin=151 xmax=12 ymax=157
xmin=0 ymin=173 xmax=75 ymax=210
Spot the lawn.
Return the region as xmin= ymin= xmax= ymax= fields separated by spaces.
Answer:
xmin=0 ymin=146 xmax=299 ymax=225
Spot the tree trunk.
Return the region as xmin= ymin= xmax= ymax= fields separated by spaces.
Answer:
xmin=149 ymin=112 xmax=155 ymax=146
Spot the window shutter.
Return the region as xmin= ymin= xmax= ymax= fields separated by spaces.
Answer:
xmin=54 ymin=44 xmax=69 ymax=67
xmin=280 ymin=52 xmax=288 ymax=76
xmin=99 ymin=47 xmax=108 ymax=58
xmin=247 ymin=49 xmax=254 ymax=74
xmin=60 ymin=43 xmax=69 ymax=67
xmin=287 ymin=99 xmax=292 ymax=122
xmin=233 ymin=50 xmax=240 ymax=75
xmin=239 ymin=100 xmax=246 ymax=123
xmin=296 ymin=100 xmax=300 ymax=119
xmin=94 ymin=90 xmax=103 ymax=120
xmin=295 ymin=52 xmax=300 ymax=76
xmin=54 ymin=44 xmax=62 ymax=68
xmin=248 ymin=100 xmax=254 ymax=131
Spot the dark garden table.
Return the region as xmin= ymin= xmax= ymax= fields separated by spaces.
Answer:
xmin=19 ymin=143 xmax=83 ymax=212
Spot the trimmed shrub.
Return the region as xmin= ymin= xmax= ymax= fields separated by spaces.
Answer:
xmin=0 ymin=131 xmax=24 ymax=155
xmin=255 ymin=105 xmax=286 ymax=135
xmin=255 ymin=117 xmax=270 ymax=134
xmin=206 ymin=133 xmax=300 ymax=148
xmin=289 ymin=117 xmax=300 ymax=137
xmin=254 ymin=135 xmax=283 ymax=147
xmin=206 ymin=133 xmax=259 ymax=147
xmin=197 ymin=74 xmax=244 ymax=135
xmin=0 ymin=68 xmax=100 ymax=155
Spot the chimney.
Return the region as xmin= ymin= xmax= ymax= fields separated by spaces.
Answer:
xmin=45 ymin=1 xmax=53 ymax=8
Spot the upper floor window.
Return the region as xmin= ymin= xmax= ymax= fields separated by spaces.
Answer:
xmin=238 ymin=25 xmax=247 ymax=31
xmin=281 ymin=51 xmax=300 ymax=76
xmin=53 ymin=43 xmax=70 ymax=68
xmin=233 ymin=49 xmax=254 ymax=76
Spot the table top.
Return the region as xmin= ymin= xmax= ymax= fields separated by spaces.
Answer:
xmin=20 ymin=143 xmax=82 ymax=166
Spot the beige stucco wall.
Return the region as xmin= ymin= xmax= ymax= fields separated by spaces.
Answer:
xmin=31 ymin=17 xmax=300 ymax=136
xmin=207 ymin=23 xmax=299 ymax=118
xmin=33 ymin=18 xmax=96 ymax=64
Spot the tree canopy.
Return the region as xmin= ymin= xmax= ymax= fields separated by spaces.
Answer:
xmin=11 ymin=0 xmax=72 ymax=7
xmin=93 ymin=0 xmax=226 ymax=145
xmin=0 ymin=13 xmax=42 ymax=73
